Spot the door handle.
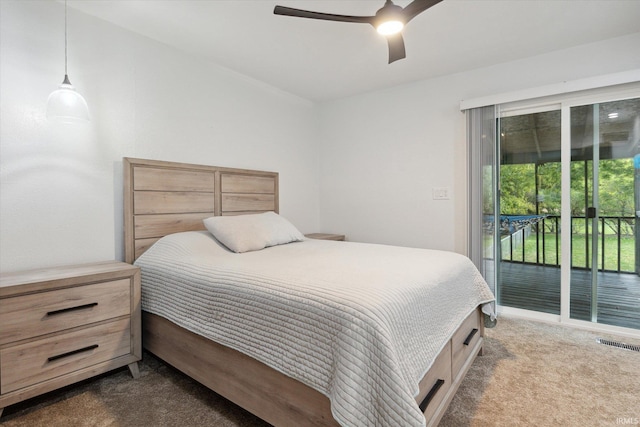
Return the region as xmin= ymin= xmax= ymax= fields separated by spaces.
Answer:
xmin=586 ymin=207 xmax=597 ymax=219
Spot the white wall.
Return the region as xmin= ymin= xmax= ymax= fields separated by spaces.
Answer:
xmin=2 ymin=2 xmax=639 ymax=274
xmin=317 ymin=32 xmax=640 ymax=254
xmin=0 ymin=1 xmax=320 ymax=272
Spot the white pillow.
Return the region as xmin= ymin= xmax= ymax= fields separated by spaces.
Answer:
xmin=203 ymin=212 xmax=304 ymax=253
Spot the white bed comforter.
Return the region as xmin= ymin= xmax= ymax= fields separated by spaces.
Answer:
xmin=135 ymin=231 xmax=495 ymax=427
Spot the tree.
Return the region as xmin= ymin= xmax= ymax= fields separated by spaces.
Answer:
xmin=499 ymin=158 xmax=635 ymax=236
xmin=500 ymin=164 xmax=536 ymax=214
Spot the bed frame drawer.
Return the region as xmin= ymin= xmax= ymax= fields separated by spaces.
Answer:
xmin=416 ymin=341 xmax=452 ymax=421
xmin=1 ymin=318 xmax=132 ymax=394
xmin=0 ymin=279 xmax=131 ymax=345
xmin=451 ymin=310 xmax=482 ymax=380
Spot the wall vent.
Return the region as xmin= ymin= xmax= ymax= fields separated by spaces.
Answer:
xmin=596 ymin=338 xmax=640 ymax=352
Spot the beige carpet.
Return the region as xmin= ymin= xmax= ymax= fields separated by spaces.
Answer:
xmin=2 ymin=316 xmax=639 ymax=427
xmin=439 ymin=317 xmax=640 ymax=427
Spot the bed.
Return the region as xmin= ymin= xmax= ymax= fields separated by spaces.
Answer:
xmin=123 ymin=157 xmax=495 ymax=427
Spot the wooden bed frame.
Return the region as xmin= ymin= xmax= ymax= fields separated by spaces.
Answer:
xmin=123 ymin=157 xmax=485 ymax=427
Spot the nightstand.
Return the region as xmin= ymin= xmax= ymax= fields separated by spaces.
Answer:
xmin=0 ymin=261 xmax=141 ymax=416
xmin=305 ymin=233 xmax=346 ymax=241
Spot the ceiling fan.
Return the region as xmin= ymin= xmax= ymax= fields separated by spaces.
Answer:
xmin=273 ymin=0 xmax=443 ymax=64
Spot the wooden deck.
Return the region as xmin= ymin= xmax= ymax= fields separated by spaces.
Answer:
xmin=499 ymin=262 xmax=640 ymax=330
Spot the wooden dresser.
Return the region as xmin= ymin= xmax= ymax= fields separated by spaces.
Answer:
xmin=0 ymin=261 xmax=141 ymax=416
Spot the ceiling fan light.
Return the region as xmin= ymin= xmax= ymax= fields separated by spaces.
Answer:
xmin=374 ymin=1 xmax=405 ymax=35
xmin=377 ymin=20 xmax=404 ymax=35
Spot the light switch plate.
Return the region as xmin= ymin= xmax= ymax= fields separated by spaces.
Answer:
xmin=432 ymin=187 xmax=450 ymax=200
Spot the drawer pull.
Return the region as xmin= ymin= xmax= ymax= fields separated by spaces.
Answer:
xmin=463 ymin=328 xmax=479 ymax=346
xmin=47 ymin=302 xmax=98 ymax=316
xmin=47 ymin=344 xmax=99 ymax=362
xmin=419 ymin=379 xmax=445 ymax=412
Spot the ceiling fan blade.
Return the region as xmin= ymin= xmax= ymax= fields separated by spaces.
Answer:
xmin=387 ymin=33 xmax=406 ymax=64
xmin=402 ymin=0 xmax=443 ymax=22
xmin=274 ymin=6 xmax=373 ymax=24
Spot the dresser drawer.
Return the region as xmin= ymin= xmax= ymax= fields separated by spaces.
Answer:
xmin=1 ymin=318 xmax=131 ymax=394
xmin=451 ymin=310 xmax=482 ymax=380
xmin=0 ymin=279 xmax=131 ymax=345
xmin=416 ymin=341 xmax=452 ymax=421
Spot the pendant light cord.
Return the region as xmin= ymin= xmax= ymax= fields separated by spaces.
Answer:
xmin=61 ymin=0 xmax=71 ymax=85
xmin=64 ymin=0 xmax=68 ymax=77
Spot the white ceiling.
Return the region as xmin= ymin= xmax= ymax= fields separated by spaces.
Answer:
xmin=67 ymin=0 xmax=640 ymax=102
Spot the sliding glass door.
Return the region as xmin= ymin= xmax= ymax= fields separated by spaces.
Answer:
xmin=498 ymin=107 xmax=562 ymax=315
xmin=494 ymin=95 xmax=640 ymax=332
xmin=569 ymin=98 xmax=640 ymax=329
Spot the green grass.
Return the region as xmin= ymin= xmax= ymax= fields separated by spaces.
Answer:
xmin=502 ymin=232 xmax=636 ymax=272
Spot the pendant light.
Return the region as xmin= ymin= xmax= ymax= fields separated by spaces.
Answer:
xmin=46 ymin=0 xmax=90 ymax=123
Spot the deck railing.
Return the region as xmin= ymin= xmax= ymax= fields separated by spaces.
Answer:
xmin=500 ymin=214 xmax=636 ymax=274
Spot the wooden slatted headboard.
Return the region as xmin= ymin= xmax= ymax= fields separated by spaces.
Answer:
xmin=123 ymin=157 xmax=279 ymax=263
